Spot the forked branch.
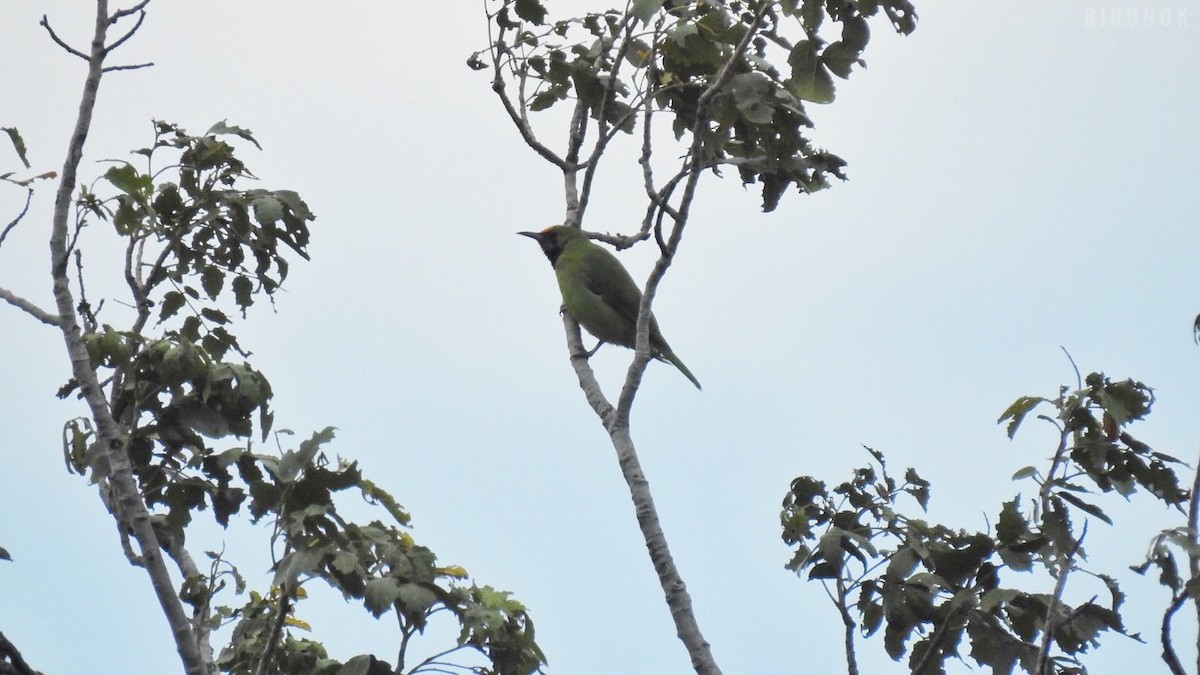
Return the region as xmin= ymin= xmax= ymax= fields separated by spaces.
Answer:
xmin=43 ymin=2 xmax=213 ymax=674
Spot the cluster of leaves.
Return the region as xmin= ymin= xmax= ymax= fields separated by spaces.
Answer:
xmin=207 ymin=429 xmax=545 ymax=675
xmin=783 ymin=373 xmax=1189 ymax=674
xmin=471 ymin=0 xmax=916 ymax=210
xmin=55 ymin=123 xmax=545 ymax=675
xmin=59 ymin=122 xmax=309 ymax=542
xmin=91 ymin=120 xmax=312 ymax=321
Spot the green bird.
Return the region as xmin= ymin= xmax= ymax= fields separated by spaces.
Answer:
xmin=519 ymin=225 xmax=701 ymax=390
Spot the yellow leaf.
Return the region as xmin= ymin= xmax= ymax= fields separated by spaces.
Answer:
xmin=284 ymin=616 xmax=312 ymax=631
xmin=437 ymin=565 xmax=469 ymax=579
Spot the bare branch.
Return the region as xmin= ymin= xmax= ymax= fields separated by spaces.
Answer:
xmin=486 ymin=13 xmax=569 ymax=172
xmin=103 ymin=5 xmax=147 ymax=52
xmin=109 ymin=0 xmax=151 ymax=22
xmin=103 ymin=61 xmax=155 ymax=72
xmin=0 ymin=187 xmax=33 ymax=249
xmin=1161 ymin=590 xmax=1189 ymax=675
xmin=561 ymin=99 xmax=589 ymax=228
xmin=39 ymin=15 xmax=89 ymax=61
xmin=0 ymin=286 xmax=59 ymax=326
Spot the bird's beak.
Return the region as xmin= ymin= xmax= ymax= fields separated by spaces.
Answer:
xmin=516 ymin=231 xmax=542 ymax=241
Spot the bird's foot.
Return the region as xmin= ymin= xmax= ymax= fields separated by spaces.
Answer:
xmin=572 ymin=340 xmax=605 ymax=360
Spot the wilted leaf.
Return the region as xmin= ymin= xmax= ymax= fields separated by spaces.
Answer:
xmin=2 ymin=127 xmax=30 ymax=169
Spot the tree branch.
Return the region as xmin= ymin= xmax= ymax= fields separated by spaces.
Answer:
xmin=487 ymin=15 xmax=569 ymax=172
xmin=0 ymin=286 xmax=59 ymax=326
xmin=254 ymin=590 xmax=291 ymax=675
xmin=46 ymin=2 xmax=211 ymax=674
xmin=0 ymin=631 xmax=42 ymax=675
xmin=39 ymin=15 xmax=89 ymax=61
xmin=618 ymin=1 xmax=771 ymax=422
xmin=103 ymin=4 xmax=147 ymax=53
xmin=1188 ymin=458 xmax=1200 ymax=674
xmin=102 ymin=62 xmax=155 ymax=72
xmin=0 ymin=187 xmax=33 ymax=249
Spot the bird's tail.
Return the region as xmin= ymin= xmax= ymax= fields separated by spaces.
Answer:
xmin=661 ymin=351 xmax=702 ymax=390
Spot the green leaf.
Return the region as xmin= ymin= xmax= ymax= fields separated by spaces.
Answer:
xmin=394 ymin=582 xmax=438 ymax=618
xmin=201 ymin=265 xmax=225 ymax=300
xmin=822 ymin=41 xmax=861 ymax=79
xmin=514 ymin=0 xmax=547 ymax=25
xmin=631 ymin=0 xmax=664 ymax=24
xmin=786 ymin=41 xmax=835 ymax=103
xmin=200 ymin=308 xmax=229 ymax=325
xmin=231 ymin=275 xmax=254 ymax=311
xmin=273 ymin=189 xmax=314 ymax=222
xmin=997 ymin=395 xmax=1046 ymax=439
xmin=1056 ymin=490 xmax=1113 ymax=525
xmin=206 ymin=120 xmax=261 ymax=150
xmin=252 ymin=194 xmax=284 ymax=225
xmin=2 ymin=127 xmax=30 ymax=169
xmin=362 ymin=577 xmax=403 ymax=618
xmin=903 ymin=467 xmax=930 ymax=510
xmin=159 ymin=291 xmax=186 ymax=323
xmin=996 ymin=498 xmax=1029 ymax=545
xmin=1096 ymin=378 xmax=1152 ymax=425
xmin=729 ymin=72 xmax=775 ymax=124
xmin=336 ymin=654 xmax=376 ymax=675
xmin=1011 ymin=466 xmax=1038 ymax=481
xmin=104 ymin=163 xmax=153 ymax=197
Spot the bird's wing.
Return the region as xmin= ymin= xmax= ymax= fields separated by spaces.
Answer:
xmin=579 ymin=251 xmax=643 ymax=324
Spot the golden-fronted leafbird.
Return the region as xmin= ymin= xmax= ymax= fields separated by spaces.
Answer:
xmin=519 ymin=225 xmax=701 ymax=390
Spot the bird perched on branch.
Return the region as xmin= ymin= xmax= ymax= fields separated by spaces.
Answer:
xmin=519 ymin=225 xmax=701 ymax=390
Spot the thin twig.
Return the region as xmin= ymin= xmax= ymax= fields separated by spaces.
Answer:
xmin=109 ymin=0 xmax=151 ymax=22
xmin=1161 ymin=590 xmax=1188 ymax=675
xmin=1188 ymin=457 xmax=1200 ymax=674
xmin=103 ymin=5 xmax=147 ymax=53
xmin=0 ymin=187 xmax=33 ymax=248
xmin=102 ymin=62 xmax=155 ymax=72
xmin=486 ymin=7 xmax=569 ymax=172
xmin=574 ymin=13 xmax=637 ymax=224
xmin=39 ymin=15 xmax=89 ymax=61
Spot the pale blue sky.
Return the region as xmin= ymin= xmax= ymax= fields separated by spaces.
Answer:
xmin=2 ymin=2 xmax=1200 ymax=674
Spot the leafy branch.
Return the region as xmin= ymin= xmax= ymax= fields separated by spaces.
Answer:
xmin=479 ymin=2 xmax=917 ymax=673
xmin=786 ymin=372 xmax=1185 ymax=674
